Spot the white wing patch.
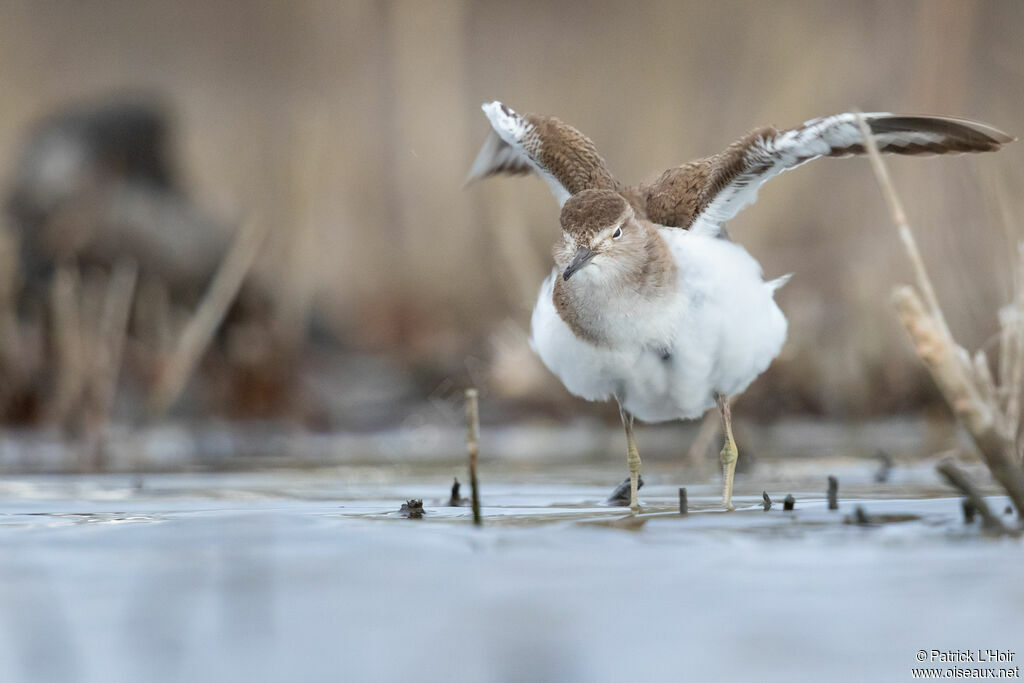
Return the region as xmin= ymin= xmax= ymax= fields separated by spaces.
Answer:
xmin=481 ymin=101 xmax=531 ymax=145
xmin=464 ymin=130 xmax=530 ymax=184
xmin=534 ymin=166 xmax=572 ymax=206
xmin=468 ymin=101 xmax=572 ymax=205
xmin=693 ymin=112 xmax=948 ymax=233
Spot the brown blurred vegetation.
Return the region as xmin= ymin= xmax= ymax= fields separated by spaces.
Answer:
xmin=0 ymin=0 xmax=1022 ymax=429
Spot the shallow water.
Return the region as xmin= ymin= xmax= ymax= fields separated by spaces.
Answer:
xmin=0 ymin=459 xmax=1021 ymax=683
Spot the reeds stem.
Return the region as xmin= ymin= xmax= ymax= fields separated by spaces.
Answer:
xmin=465 ymin=388 xmax=482 ymax=526
xmin=148 ymin=218 xmax=268 ymax=417
xmin=937 ymin=459 xmax=1010 ymax=535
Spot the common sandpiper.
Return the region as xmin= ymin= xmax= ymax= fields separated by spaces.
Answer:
xmin=467 ymin=101 xmax=1013 ymax=511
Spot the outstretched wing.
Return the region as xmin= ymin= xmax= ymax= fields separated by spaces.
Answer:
xmin=465 ymin=101 xmax=618 ymax=206
xmin=640 ymin=113 xmax=1015 ymax=235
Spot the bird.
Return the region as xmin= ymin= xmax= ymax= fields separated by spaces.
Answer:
xmin=466 ymin=101 xmax=1014 ymax=511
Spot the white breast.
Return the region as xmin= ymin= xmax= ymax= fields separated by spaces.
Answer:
xmin=530 ymin=228 xmax=788 ymax=422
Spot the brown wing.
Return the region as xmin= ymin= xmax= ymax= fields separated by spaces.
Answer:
xmin=465 ymin=101 xmax=618 ymax=205
xmin=636 ymin=113 xmax=1015 ymax=234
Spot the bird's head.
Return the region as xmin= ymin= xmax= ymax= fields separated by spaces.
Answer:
xmin=556 ymin=189 xmax=638 ymax=281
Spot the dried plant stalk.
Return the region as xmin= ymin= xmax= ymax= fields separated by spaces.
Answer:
xmin=936 ymin=459 xmax=1011 ymax=536
xmin=857 ymin=109 xmax=1024 ymax=519
xmin=149 ymin=218 xmax=268 ymax=416
xmin=972 ymin=350 xmax=999 ymax=419
xmin=893 ymin=271 xmax=1024 ymax=516
xmin=465 ymin=388 xmax=482 ymax=526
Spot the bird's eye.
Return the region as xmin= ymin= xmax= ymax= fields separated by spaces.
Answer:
xmin=612 ymin=226 xmax=623 ymax=239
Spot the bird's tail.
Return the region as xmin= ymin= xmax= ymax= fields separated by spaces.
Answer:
xmin=768 ymin=273 xmax=793 ymax=292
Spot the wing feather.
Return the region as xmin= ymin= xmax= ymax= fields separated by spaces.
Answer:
xmin=464 ymin=129 xmax=532 ymax=184
xmin=641 ymin=113 xmax=1015 ymax=235
xmin=465 ymin=101 xmax=617 ymax=206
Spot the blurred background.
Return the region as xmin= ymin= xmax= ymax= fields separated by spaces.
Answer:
xmin=0 ymin=0 xmax=1021 ymax=470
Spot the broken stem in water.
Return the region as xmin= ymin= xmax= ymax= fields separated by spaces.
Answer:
xmin=466 ymin=388 xmax=482 ymax=526
xmin=936 ymin=459 xmax=1010 ymax=536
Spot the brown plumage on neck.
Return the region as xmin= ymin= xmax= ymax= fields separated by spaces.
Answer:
xmin=552 ymin=190 xmax=678 ymax=347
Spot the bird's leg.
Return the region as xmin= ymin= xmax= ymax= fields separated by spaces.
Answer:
xmin=618 ymin=404 xmax=642 ymax=513
xmin=716 ymin=394 xmax=738 ymax=511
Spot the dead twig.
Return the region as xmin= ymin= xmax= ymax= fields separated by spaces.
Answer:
xmin=447 ymin=478 xmax=469 ymax=507
xmin=827 ymin=475 xmax=838 ymax=510
xmin=936 ymin=459 xmax=1010 ymax=536
xmin=962 ymin=499 xmax=977 ymax=524
xmin=893 ymin=287 xmax=1024 ymax=515
xmin=465 ymin=388 xmax=482 ymax=526
xmin=874 ymin=451 xmax=892 ymax=483
xmin=148 ymin=218 xmax=268 ymax=416
xmin=852 ymin=506 xmax=873 ymax=526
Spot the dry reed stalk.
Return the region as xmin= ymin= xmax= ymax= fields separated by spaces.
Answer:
xmin=65 ymin=259 xmax=138 ymax=469
xmin=855 ymin=112 xmax=1024 ymax=519
xmin=465 ymin=388 xmax=482 ymax=526
xmin=937 ymin=459 xmax=1010 ymax=535
xmin=148 ymin=218 xmax=269 ymax=416
xmin=972 ymin=350 xmax=999 ymax=415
